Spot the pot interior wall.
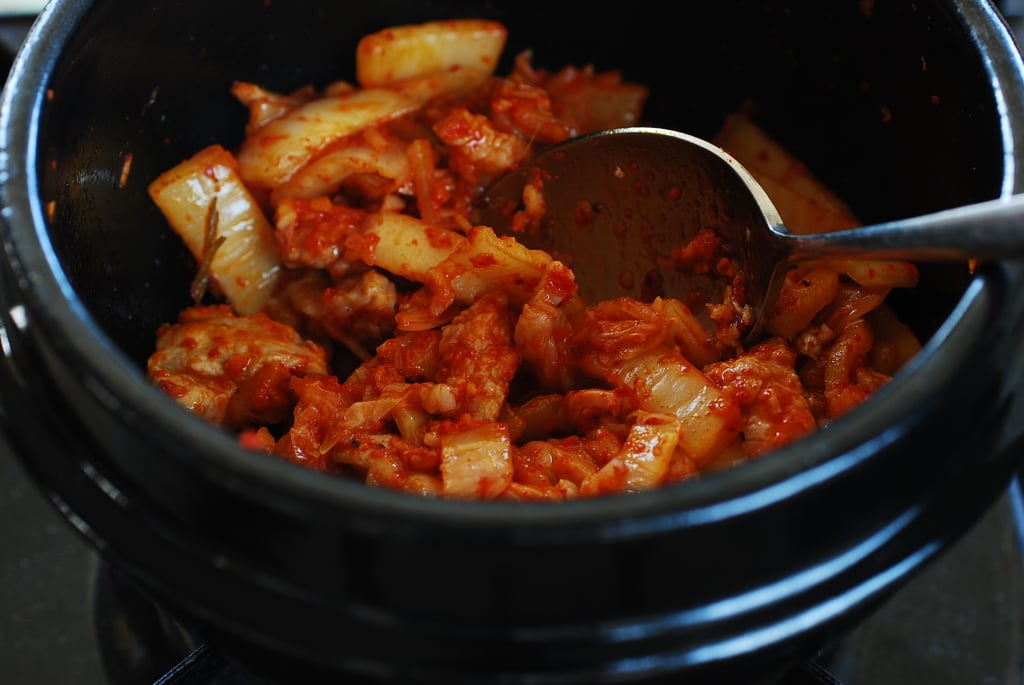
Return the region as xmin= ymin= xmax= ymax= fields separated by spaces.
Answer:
xmin=36 ymin=0 xmax=996 ymax=367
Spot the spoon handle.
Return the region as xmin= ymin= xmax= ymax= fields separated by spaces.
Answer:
xmin=785 ymin=194 xmax=1024 ymax=262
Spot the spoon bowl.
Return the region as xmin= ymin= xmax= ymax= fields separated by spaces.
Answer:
xmin=476 ymin=126 xmax=1024 ymax=343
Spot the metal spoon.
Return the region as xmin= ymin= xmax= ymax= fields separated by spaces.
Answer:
xmin=474 ymin=126 xmax=1023 ymax=343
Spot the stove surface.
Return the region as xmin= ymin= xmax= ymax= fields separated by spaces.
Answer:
xmin=5 ymin=429 xmax=1024 ymax=685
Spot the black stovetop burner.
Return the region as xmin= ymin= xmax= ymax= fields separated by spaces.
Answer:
xmin=9 ymin=452 xmax=1024 ymax=685
xmin=89 ymin=558 xmax=849 ymax=685
xmin=5 ymin=6 xmax=1024 ymax=684
xmin=96 ymin=565 xmax=843 ymax=685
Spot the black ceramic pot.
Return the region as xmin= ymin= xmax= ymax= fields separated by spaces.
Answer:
xmin=2 ymin=1 xmax=1024 ymax=683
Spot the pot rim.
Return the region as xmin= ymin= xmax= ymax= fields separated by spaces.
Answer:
xmin=0 ymin=0 xmax=1021 ymax=531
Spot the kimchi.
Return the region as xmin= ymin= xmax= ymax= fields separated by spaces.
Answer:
xmin=146 ymin=19 xmax=921 ymax=500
